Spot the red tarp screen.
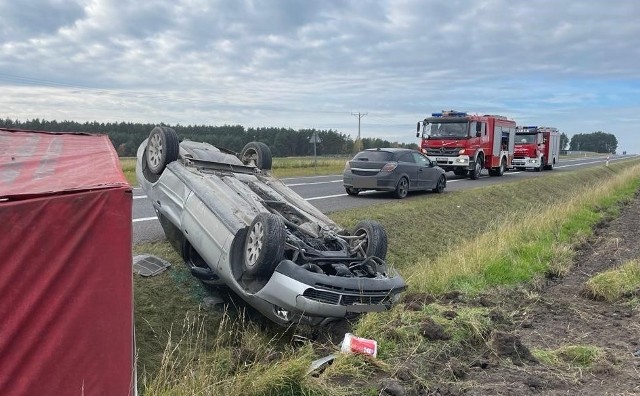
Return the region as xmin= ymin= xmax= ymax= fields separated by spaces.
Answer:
xmin=0 ymin=128 xmax=134 ymax=395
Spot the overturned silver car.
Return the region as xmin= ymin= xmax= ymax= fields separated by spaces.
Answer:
xmin=136 ymin=126 xmax=406 ymax=325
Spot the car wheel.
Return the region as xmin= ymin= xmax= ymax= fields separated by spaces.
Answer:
xmin=240 ymin=142 xmax=273 ymax=170
xmin=352 ymin=220 xmax=388 ymax=260
xmin=243 ymin=213 xmax=285 ymax=278
xmin=394 ymin=177 xmax=409 ymax=199
xmin=345 ymin=187 xmax=360 ymax=196
xmin=432 ymin=175 xmax=446 ymax=193
xmin=470 ymin=158 xmax=482 ymax=180
xmin=146 ymin=126 xmax=180 ymax=175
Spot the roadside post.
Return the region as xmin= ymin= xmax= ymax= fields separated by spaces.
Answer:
xmin=309 ymin=132 xmax=321 ymax=171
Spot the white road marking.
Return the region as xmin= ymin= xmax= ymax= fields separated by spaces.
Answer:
xmin=133 ymin=216 xmax=157 ymax=223
xmin=286 ymin=179 xmax=342 ymax=187
xmin=133 ymin=195 xmax=147 ymax=199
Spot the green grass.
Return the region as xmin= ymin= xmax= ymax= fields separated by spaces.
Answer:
xmin=584 ymin=259 xmax=640 ymax=302
xmin=133 ymin=158 xmax=640 ymax=395
xmin=121 ymin=157 xmax=137 ymax=186
xmin=533 ymin=345 xmax=602 ymax=368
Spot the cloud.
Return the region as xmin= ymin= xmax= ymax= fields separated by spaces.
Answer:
xmin=0 ymin=0 xmax=639 ymax=152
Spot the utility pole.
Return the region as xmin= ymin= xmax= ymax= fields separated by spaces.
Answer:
xmin=351 ymin=112 xmax=367 ymax=152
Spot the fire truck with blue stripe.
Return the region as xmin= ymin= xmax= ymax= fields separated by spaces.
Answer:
xmin=416 ymin=111 xmax=516 ymax=179
xmin=513 ymin=126 xmax=560 ymax=171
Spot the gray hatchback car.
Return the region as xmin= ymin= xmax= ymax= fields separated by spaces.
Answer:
xmin=343 ymin=148 xmax=446 ymax=198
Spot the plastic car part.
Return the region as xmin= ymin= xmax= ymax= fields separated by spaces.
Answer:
xmin=243 ymin=212 xmax=286 ymax=278
xmin=146 ymin=126 xmax=179 ymax=174
xmin=240 ymin=141 xmax=273 ymax=170
xmin=351 ymin=220 xmax=388 ymax=259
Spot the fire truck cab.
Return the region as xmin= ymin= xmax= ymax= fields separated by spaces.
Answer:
xmin=416 ymin=111 xmax=516 ymax=179
xmin=513 ymin=126 xmax=560 ymax=171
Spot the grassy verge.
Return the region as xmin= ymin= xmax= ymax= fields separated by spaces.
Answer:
xmin=134 ymin=159 xmax=640 ymax=395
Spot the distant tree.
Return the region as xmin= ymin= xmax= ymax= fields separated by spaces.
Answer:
xmin=569 ymin=131 xmax=618 ymax=153
xmin=560 ymin=132 xmax=569 ymax=150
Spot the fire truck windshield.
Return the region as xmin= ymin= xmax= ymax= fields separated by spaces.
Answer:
xmin=427 ymin=122 xmax=469 ymax=138
xmin=516 ymin=134 xmax=536 ymax=144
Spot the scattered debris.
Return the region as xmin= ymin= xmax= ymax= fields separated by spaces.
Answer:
xmin=132 ymin=254 xmax=171 ymax=277
xmin=340 ymin=333 xmax=378 ymax=357
xmin=306 ymin=354 xmax=337 ymax=376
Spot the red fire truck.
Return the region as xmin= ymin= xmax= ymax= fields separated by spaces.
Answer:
xmin=513 ymin=126 xmax=560 ymax=171
xmin=416 ymin=111 xmax=516 ymax=179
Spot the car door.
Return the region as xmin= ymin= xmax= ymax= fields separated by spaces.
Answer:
xmin=412 ymin=152 xmax=436 ymax=189
xmin=397 ymin=152 xmax=419 ymax=189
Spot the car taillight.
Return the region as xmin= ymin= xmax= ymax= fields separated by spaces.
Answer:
xmin=344 ymin=161 xmax=350 ymax=171
xmin=381 ymin=162 xmax=398 ymax=172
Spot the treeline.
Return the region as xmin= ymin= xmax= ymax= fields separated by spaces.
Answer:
xmin=0 ymin=118 xmax=417 ymax=157
xmin=569 ymin=131 xmax=618 ymax=153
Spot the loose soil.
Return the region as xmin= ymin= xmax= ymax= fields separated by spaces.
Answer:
xmin=376 ymin=192 xmax=640 ymax=395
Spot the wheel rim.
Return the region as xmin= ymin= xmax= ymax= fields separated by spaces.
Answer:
xmin=475 ymin=162 xmax=481 ymax=176
xmin=399 ymin=179 xmax=408 ymax=196
xmin=245 ymin=221 xmax=264 ymax=267
xmin=242 ymin=148 xmax=258 ymax=166
xmin=148 ymin=133 xmax=163 ymax=168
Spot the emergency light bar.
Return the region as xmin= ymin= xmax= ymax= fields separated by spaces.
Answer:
xmin=431 ymin=110 xmax=468 ymax=117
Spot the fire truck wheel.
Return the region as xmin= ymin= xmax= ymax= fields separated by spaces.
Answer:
xmin=535 ymin=158 xmax=544 ymax=172
xmin=394 ymin=177 xmax=409 ymax=199
xmin=470 ymin=159 xmax=482 ymax=180
xmin=498 ymin=158 xmax=506 ymax=176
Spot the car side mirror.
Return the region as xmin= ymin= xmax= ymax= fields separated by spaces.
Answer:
xmin=416 ymin=132 xmax=420 ymax=138
xmin=416 ymin=122 xmax=421 ymax=133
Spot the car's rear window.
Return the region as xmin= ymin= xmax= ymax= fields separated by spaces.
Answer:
xmin=353 ymin=151 xmax=394 ymax=161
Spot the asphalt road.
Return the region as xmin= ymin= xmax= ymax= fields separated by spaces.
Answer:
xmin=132 ymin=155 xmax=637 ymax=244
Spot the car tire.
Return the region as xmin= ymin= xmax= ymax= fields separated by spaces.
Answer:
xmin=146 ymin=126 xmax=180 ymax=175
xmin=394 ymin=177 xmax=409 ymax=199
xmin=432 ymin=175 xmax=446 ymax=193
xmin=352 ymin=220 xmax=388 ymax=260
xmin=240 ymin=142 xmax=273 ymax=170
xmin=345 ymin=187 xmax=360 ymax=196
xmin=243 ymin=213 xmax=285 ymax=278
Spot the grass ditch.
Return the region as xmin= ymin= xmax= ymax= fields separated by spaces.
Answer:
xmin=133 ymin=158 xmax=640 ymax=395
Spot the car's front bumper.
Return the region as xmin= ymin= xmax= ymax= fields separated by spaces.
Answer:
xmin=512 ymin=157 xmax=540 ymax=169
xmin=254 ymin=260 xmax=406 ymax=322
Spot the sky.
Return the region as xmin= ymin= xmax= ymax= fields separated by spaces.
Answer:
xmin=1 ymin=0 xmax=639 ymax=153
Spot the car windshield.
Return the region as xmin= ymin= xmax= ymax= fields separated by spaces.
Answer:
xmin=353 ymin=151 xmax=394 ymax=161
xmin=427 ymin=122 xmax=469 ymax=138
xmin=516 ymin=134 xmax=536 ymax=144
